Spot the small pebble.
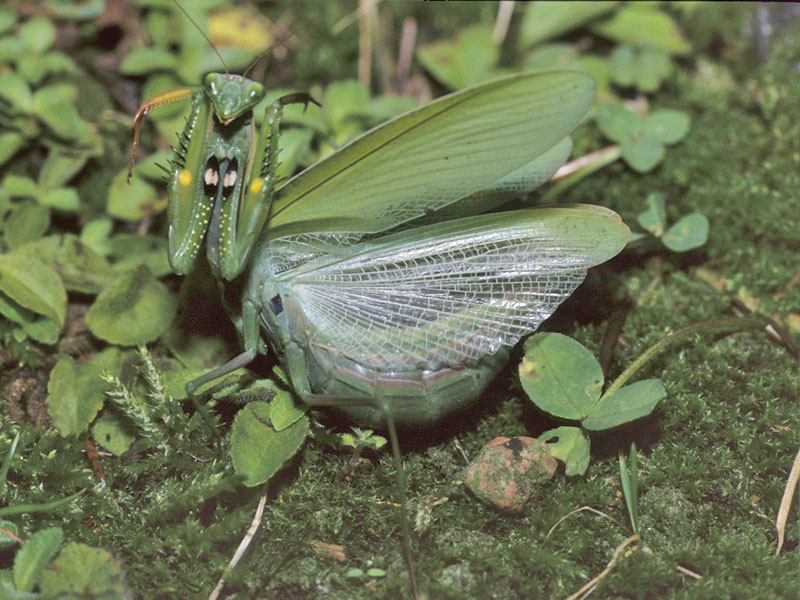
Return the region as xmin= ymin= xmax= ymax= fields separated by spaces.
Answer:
xmin=463 ymin=436 xmax=557 ymax=513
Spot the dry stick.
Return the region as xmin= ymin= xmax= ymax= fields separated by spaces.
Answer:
xmin=492 ymin=1 xmax=515 ymax=44
xmin=358 ymin=0 xmax=378 ymax=90
xmin=549 ymin=145 xmax=622 ymax=183
xmin=566 ymin=534 xmax=641 ymax=600
xmin=541 ymin=145 xmax=622 ymax=203
xmin=0 ymin=525 xmax=23 ymax=544
xmin=675 ymin=564 xmax=703 ymax=580
xmin=775 ymin=445 xmax=800 ymax=556
xmin=546 ymin=506 xmax=628 ymax=539
xmin=695 ymin=266 xmax=799 ymax=357
xmin=208 ymin=491 xmax=269 ymax=600
xmin=395 ymin=17 xmax=417 ymax=95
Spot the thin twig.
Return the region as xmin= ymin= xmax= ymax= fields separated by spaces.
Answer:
xmin=358 ymin=0 xmax=378 ymax=90
xmin=492 ymin=1 xmax=515 ymax=44
xmin=546 ymin=506 xmax=628 ymax=539
xmin=566 ymin=534 xmax=640 ymax=600
xmin=675 ymin=564 xmax=703 ymax=580
xmin=775 ymin=445 xmax=800 ymax=555
xmin=208 ymin=491 xmax=268 ymax=600
xmin=550 ymin=145 xmax=621 ymax=182
xmin=396 ymin=17 xmax=417 ymax=95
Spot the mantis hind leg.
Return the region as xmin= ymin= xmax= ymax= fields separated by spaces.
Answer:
xmin=185 ymin=349 xmax=258 ymax=435
xmin=303 ymin=393 xmax=420 ymax=598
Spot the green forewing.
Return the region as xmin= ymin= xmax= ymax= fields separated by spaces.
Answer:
xmin=267 ymin=71 xmax=595 ymax=239
xmin=276 ymin=206 xmax=629 ymax=370
xmin=412 ymin=136 xmax=574 ymax=226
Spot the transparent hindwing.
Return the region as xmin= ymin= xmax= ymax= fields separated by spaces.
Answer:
xmin=269 ymin=206 xmax=630 ymax=371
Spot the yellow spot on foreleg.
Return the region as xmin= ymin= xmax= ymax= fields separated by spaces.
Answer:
xmin=249 ymin=178 xmax=265 ymax=194
xmin=178 ymin=169 xmax=192 ymax=186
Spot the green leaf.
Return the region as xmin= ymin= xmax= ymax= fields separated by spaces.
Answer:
xmin=39 ymin=543 xmax=126 ymax=598
xmin=0 ymin=252 xmax=66 ymax=327
xmin=30 ymin=51 xmax=76 ymax=82
xmin=18 ymin=234 xmax=115 ymax=294
xmin=0 ymin=132 xmax=25 ymax=167
xmin=520 ymin=1 xmax=619 ymax=48
xmin=322 ymin=80 xmax=370 ymax=136
xmin=346 ymin=568 xmax=365 ymax=578
xmin=128 ymin=150 xmax=173 ymax=181
xmin=591 ymin=5 xmax=691 ymax=55
xmin=0 ymin=521 xmax=19 ymax=550
xmin=0 ymin=489 xmax=84 ymax=519
xmin=0 ymin=294 xmax=59 ymax=344
xmin=18 ymin=17 xmax=56 ymax=54
xmin=635 ymin=47 xmax=672 ymax=92
xmin=46 ymin=357 xmax=106 ymax=437
xmin=644 ymin=109 xmax=691 ymax=145
xmin=595 ymin=103 xmax=641 ymax=143
xmin=609 ymin=45 xmax=636 ymax=87
xmin=107 ymin=171 xmax=164 ymax=221
xmin=39 ymin=149 xmax=89 ymax=190
xmin=540 ymin=426 xmax=590 ymax=476
xmin=92 ymin=411 xmax=136 ymax=455
xmin=583 ymin=378 xmax=665 ymax=430
xmin=119 ymin=46 xmax=179 ymax=75
xmin=270 ymin=390 xmax=306 ymax=431
xmin=4 ymin=202 xmax=50 ymax=249
xmin=273 ymin=128 xmax=314 ymax=181
xmin=80 ymin=218 xmax=113 ymax=256
xmin=32 ymin=97 xmax=93 ymax=142
xmin=2 ymin=175 xmax=37 ymax=198
xmin=636 ymin=192 xmax=666 ymax=236
xmin=620 ymin=138 xmax=664 ymax=173
xmin=519 ymin=333 xmax=604 ymax=420
xmin=13 ymin=527 xmax=62 ymax=593
xmin=17 ymin=54 xmax=48 ymax=86
xmin=0 ymin=9 xmax=15 ymax=35
xmin=610 ymin=45 xmax=672 ymax=94
xmin=38 ymin=187 xmax=80 ymax=212
xmin=0 ymin=38 xmax=25 ymax=66
xmin=108 ymin=234 xmax=171 ymax=278
xmin=231 ymin=402 xmax=309 ymax=487
xmin=416 ymin=26 xmax=498 ymax=90
xmin=0 ymin=73 xmax=33 ymax=113
xmin=366 ymin=568 xmax=386 ymax=578
xmin=662 ymin=213 xmax=709 ymax=252
xmin=523 ymin=43 xmax=578 ymax=71
xmin=86 ymin=265 xmax=177 ymax=345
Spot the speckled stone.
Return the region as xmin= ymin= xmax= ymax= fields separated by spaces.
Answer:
xmin=463 ymin=436 xmax=557 ymax=513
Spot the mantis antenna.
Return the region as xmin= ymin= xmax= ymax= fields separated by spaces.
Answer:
xmin=171 ymin=0 xmax=229 ymax=74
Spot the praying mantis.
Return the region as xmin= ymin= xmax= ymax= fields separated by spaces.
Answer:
xmin=127 ymin=7 xmax=630 ymax=596
xmin=129 ymin=67 xmax=629 ymax=426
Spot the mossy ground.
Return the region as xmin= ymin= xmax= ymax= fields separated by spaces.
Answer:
xmin=1 ymin=3 xmax=798 ymax=599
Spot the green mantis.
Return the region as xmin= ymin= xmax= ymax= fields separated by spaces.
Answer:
xmin=128 ymin=13 xmax=629 ymax=596
xmin=129 ymin=68 xmax=629 ymax=427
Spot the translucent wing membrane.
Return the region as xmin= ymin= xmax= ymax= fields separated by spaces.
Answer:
xmin=267 ymin=71 xmax=595 ymax=239
xmin=281 ymin=207 xmax=629 ymax=370
xmin=264 ymin=232 xmax=364 ymax=275
xmin=404 ymin=136 xmax=574 ymax=227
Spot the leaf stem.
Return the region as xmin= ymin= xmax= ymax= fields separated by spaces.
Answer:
xmin=605 ymin=316 xmax=768 ymax=396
